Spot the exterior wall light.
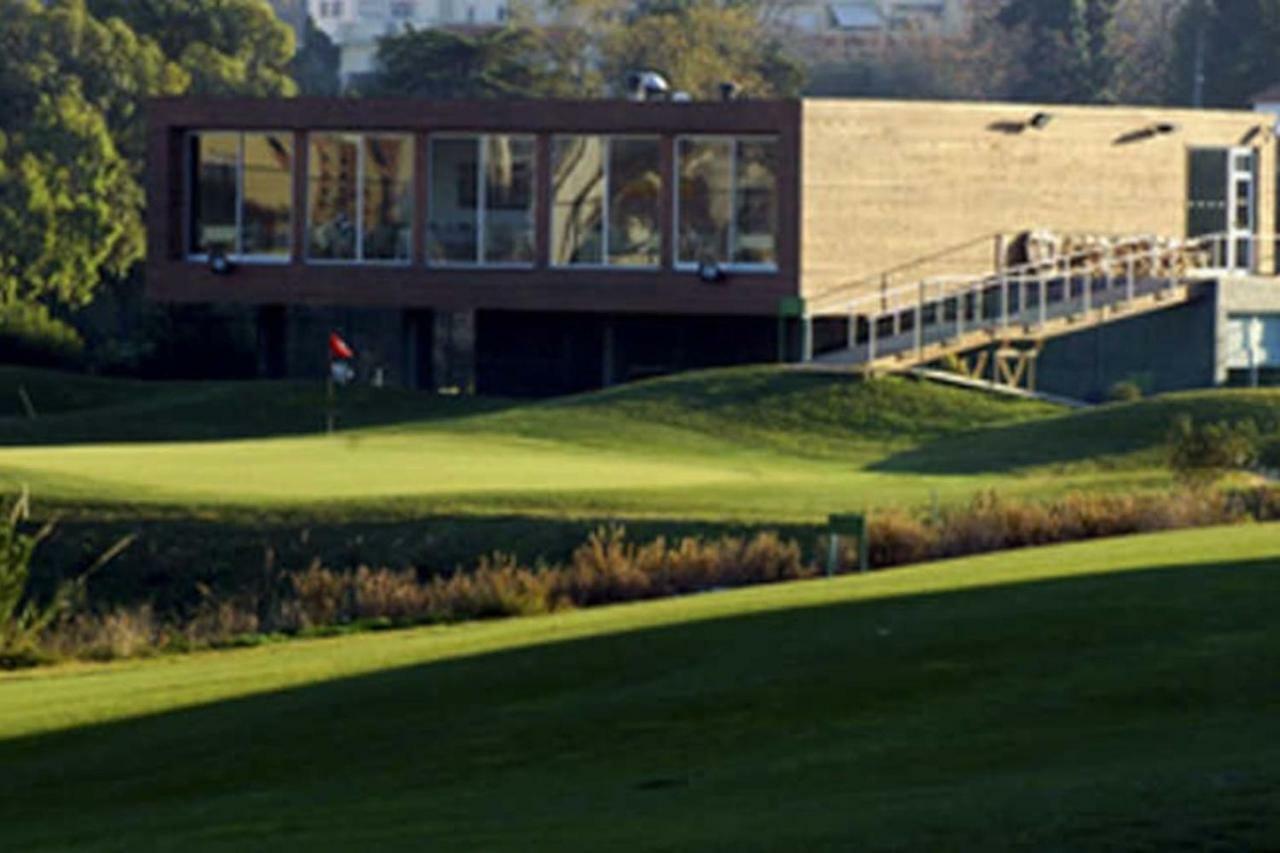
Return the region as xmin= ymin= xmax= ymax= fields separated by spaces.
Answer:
xmin=697 ymin=261 xmax=726 ymax=284
xmin=209 ymin=247 xmax=234 ymax=276
xmin=1029 ymin=112 xmax=1053 ymax=130
xmin=1154 ymin=122 xmax=1180 ymax=134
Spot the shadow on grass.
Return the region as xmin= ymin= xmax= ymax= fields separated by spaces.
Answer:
xmin=871 ymin=390 xmax=1280 ymax=475
xmin=2 ymin=556 xmax=1278 ymax=850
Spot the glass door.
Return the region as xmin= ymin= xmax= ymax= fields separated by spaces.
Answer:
xmin=1188 ymin=147 xmax=1257 ymax=272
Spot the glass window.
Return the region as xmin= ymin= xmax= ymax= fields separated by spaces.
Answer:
xmin=552 ymin=135 xmax=661 ymax=268
xmin=677 ymin=139 xmax=732 ymax=266
xmin=188 ymin=131 xmax=293 ymax=260
xmin=483 ymin=135 xmax=535 ymax=264
xmin=608 ymin=138 xmax=661 ymax=266
xmin=428 ymin=137 xmax=479 ymax=263
xmin=734 ymin=140 xmax=778 ymax=266
xmin=363 ymin=135 xmax=414 ymax=261
xmin=428 ymin=134 xmax=535 ymax=265
xmin=307 ymin=134 xmax=359 ymax=260
xmin=676 ymin=136 xmax=778 ymax=269
xmin=552 ymin=136 xmax=605 ymax=265
xmin=190 ymin=133 xmax=239 ymax=256
xmin=241 ymin=134 xmax=293 ymax=258
xmin=307 ymin=133 xmax=413 ymax=263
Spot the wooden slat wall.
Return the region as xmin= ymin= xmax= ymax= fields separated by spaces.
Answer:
xmin=800 ymin=99 xmax=1278 ymax=302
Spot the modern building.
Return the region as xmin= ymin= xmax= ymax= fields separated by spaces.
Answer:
xmin=146 ymin=95 xmax=1280 ymax=398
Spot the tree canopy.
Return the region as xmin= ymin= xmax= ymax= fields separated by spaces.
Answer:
xmin=996 ymin=0 xmax=1121 ymax=104
xmin=1168 ymin=0 xmax=1280 ymax=107
xmin=0 ymin=0 xmax=187 ymax=308
xmin=86 ymin=0 xmax=298 ymax=96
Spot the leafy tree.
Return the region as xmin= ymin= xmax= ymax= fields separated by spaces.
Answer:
xmin=0 ymin=0 xmax=186 ymax=308
xmin=1168 ymin=0 xmax=1280 ymax=107
xmin=366 ymin=26 xmax=561 ymax=99
xmin=291 ymin=14 xmax=342 ymax=96
xmin=997 ymin=0 xmax=1121 ymax=103
xmin=86 ymin=0 xmax=297 ymax=96
xmin=602 ymin=0 xmax=804 ymax=98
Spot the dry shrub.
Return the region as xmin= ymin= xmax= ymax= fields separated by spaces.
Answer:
xmin=43 ymin=606 xmax=161 ymax=662
xmin=865 ymin=511 xmax=934 ymax=568
xmin=289 ymin=561 xmax=351 ymax=628
xmin=351 ymin=566 xmax=433 ymax=621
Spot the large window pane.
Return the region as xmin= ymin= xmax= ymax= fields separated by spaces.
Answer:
xmin=241 ymin=134 xmax=293 ymax=258
xmin=677 ymin=139 xmax=733 ymax=265
xmin=734 ymin=139 xmax=777 ymax=265
xmin=1187 ymin=148 xmax=1229 ymax=239
xmin=483 ymin=135 xmax=535 ymax=264
xmin=608 ymin=138 xmax=661 ymax=266
xmin=190 ymin=133 xmax=239 ymax=256
xmin=307 ymin=134 xmax=359 ymax=260
xmin=551 ymin=136 xmax=605 ymax=265
xmin=428 ymin=137 xmax=479 ymax=263
xmin=363 ymin=135 xmax=414 ymax=261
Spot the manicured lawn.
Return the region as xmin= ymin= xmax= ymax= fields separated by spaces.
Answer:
xmin=10 ymin=364 xmax=1276 ymax=523
xmin=2 ymin=525 xmax=1278 ymax=850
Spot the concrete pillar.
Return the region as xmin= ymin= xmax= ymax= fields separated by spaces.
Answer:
xmin=257 ymin=304 xmax=287 ymax=379
xmin=432 ymin=309 xmax=476 ymax=394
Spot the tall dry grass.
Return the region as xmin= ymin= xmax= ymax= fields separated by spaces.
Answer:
xmin=23 ymin=486 xmax=1280 ymax=667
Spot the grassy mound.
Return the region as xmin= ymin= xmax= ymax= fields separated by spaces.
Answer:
xmin=2 ymin=525 xmax=1278 ymax=850
xmin=878 ymin=387 xmax=1280 ymax=473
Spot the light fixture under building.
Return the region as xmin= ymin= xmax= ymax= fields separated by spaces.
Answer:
xmin=209 ymin=247 xmax=234 ymax=276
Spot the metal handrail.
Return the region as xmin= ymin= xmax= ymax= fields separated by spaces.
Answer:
xmin=805 ymin=231 xmax=1275 ymax=366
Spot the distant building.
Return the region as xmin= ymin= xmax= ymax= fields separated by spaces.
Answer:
xmin=308 ymin=0 xmax=550 ymax=86
xmin=772 ymin=0 xmax=967 ymax=45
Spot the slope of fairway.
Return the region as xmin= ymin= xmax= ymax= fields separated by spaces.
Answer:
xmin=2 ymin=525 xmax=1278 ymax=850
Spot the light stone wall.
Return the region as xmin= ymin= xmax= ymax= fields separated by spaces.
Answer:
xmin=800 ymin=99 xmax=1278 ymax=304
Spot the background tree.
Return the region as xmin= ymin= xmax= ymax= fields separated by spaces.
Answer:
xmin=365 ymin=26 xmax=561 ymax=99
xmin=996 ymin=0 xmax=1121 ymax=103
xmin=602 ymin=0 xmax=804 ymax=98
xmin=0 ymin=0 xmax=186 ymax=309
xmin=290 ymin=14 xmax=342 ymax=96
xmin=1168 ymin=0 xmax=1280 ymax=107
xmin=86 ymin=0 xmax=297 ymax=96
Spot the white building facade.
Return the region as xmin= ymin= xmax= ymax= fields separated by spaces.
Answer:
xmin=309 ymin=0 xmax=544 ymax=83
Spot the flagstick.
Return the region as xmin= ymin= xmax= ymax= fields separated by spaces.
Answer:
xmin=326 ymin=361 xmax=336 ymax=435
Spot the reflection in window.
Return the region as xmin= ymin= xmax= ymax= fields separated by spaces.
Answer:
xmin=191 ymin=133 xmax=238 ymax=256
xmin=307 ymin=135 xmax=358 ymax=260
xmin=676 ymin=136 xmax=778 ymax=268
xmin=189 ymin=132 xmax=294 ymax=259
xmin=428 ymin=135 xmax=535 ymax=265
xmin=307 ymin=133 xmax=413 ymax=262
xmin=734 ymin=140 xmax=778 ymax=265
xmin=552 ymin=136 xmax=660 ymax=267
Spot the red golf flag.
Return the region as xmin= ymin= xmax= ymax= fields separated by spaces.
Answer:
xmin=329 ymin=332 xmax=355 ymax=361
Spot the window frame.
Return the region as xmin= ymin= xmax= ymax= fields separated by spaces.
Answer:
xmin=185 ymin=130 xmax=295 ymax=265
xmin=673 ymin=134 xmax=780 ymax=274
xmin=550 ymin=134 xmax=662 ymax=271
xmin=426 ymin=132 xmax=537 ymax=270
xmin=304 ymin=131 xmax=415 ymax=267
